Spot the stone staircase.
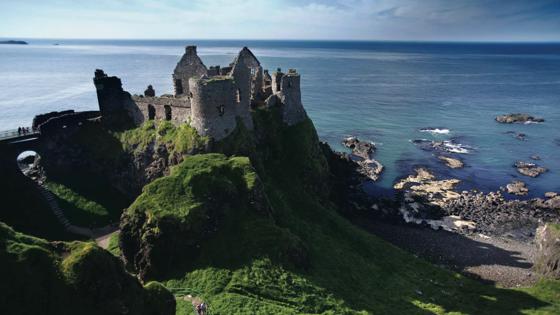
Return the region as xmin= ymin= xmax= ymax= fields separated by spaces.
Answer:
xmin=37 ymin=184 xmax=94 ymax=238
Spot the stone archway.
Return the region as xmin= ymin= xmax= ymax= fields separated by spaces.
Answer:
xmin=164 ymin=105 xmax=172 ymax=121
xmin=148 ymin=104 xmax=156 ymax=120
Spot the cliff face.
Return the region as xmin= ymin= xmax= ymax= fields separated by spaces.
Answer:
xmin=119 ymin=154 xmax=308 ymax=280
xmin=0 ymin=222 xmax=175 ymax=315
xmin=37 ymin=119 xmax=209 ymax=199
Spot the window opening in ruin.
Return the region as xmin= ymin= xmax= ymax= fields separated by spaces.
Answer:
xmin=16 ymin=151 xmax=38 ymax=174
xmin=174 ymin=79 xmax=183 ymax=95
xmin=288 ymin=81 xmax=292 ymax=88
xmin=236 ymin=89 xmax=241 ymax=103
xmin=217 ymin=105 xmax=225 ymax=117
xmin=251 ymin=68 xmax=256 ymax=76
xmin=164 ymin=105 xmax=172 ymax=121
xmin=148 ymin=105 xmax=156 ymax=120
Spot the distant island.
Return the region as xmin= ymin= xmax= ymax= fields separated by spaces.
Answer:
xmin=0 ymin=40 xmax=28 ymax=45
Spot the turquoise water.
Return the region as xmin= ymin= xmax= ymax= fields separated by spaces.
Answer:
xmin=1 ymin=39 xmax=559 ymax=196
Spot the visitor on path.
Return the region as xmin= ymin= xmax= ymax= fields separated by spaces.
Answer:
xmin=17 ymin=127 xmax=21 ymax=135
xmin=195 ymin=302 xmax=207 ymax=315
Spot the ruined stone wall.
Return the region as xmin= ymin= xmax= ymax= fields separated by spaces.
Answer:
xmin=173 ymin=46 xmax=207 ymax=96
xmin=277 ymin=71 xmax=307 ymax=126
xmin=189 ymin=77 xmax=238 ymax=140
xmin=271 ymin=70 xmax=284 ymax=94
xmin=131 ymin=95 xmax=191 ymax=125
xmin=233 ymin=47 xmax=265 ymax=103
xmin=230 ymin=55 xmax=254 ymax=131
xmin=38 ymin=111 xmax=101 ymax=135
xmin=32 ymin=110 xmax=75 ymax=130
xmin=93 ymin=69 xmax=144 ymax=129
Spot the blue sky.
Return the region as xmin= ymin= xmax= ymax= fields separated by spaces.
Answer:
xmin=1 ymin=0 xmax=559 ymax=41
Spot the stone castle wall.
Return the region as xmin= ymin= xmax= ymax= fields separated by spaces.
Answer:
xmin=189 ymin=77 xmax=238 ymax=140
xmin=277 ymin=71 xmax=307 ymax=126
xmin=94 ymin=46 xmax=307 ymax=139
xmin=173 ymin=46 xmax=207 ymax=96
xmin=131 ymin=95 xmax=191 ymax=125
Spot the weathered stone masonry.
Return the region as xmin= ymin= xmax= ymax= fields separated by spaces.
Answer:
xmin=94 ymin=45 xmax=308 ymax=140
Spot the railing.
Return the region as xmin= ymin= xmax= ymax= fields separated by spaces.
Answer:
xmin=0 ymin=127 xmax=39 ymax=141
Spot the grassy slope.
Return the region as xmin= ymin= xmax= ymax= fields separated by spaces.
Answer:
xmin=45 ymin=172 xmax=129 ymax=227
xmin=118 ymin=120 xmax=208 ymax=156
xmin=0 ymin=156 xmax=72 ymax=240
xmin=122 ymin=112 xmax=559 ymax=314
xmin=41 ymin=120 xmax=206 ymax=228
xmin=0 ymin=221 xmax=174 ymax=315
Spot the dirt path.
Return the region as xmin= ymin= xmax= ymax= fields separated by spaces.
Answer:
xmin=358 ymin=220 xmax=537 ymax=287
xmin=95 ymin=229 xmax=119 ymax=249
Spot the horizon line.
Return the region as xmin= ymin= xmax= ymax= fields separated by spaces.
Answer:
xmin=2 ymin=36 xmax=560 ymax=44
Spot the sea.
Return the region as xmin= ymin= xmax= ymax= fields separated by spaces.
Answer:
xmin=1 ymin=39 xmax=559 ymax=197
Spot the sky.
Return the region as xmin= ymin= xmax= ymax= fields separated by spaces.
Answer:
xmin=1 ymin=0 xmax=559 ymax=41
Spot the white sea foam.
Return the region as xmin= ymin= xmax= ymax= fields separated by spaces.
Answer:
xmin=419 ymin=128 xmax=451 ymax=135
xmin=442 ymin=141 xmax=471 ymax=154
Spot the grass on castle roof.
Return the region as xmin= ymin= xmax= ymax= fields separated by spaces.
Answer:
xmin=122 ymin=110 xmax=560 ymax=314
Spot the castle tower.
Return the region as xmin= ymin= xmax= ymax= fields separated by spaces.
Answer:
xmin=233 ymin=47 xmax=265 ymax=103
xmin=189 ymin=76 xmax=238 ymax=140
xmin=271 ymin=68 xmax=284 ymax=94
xmin=93 ymin=69 xmax=129 ymax=127
xmin=277 ymin=69 xmax=307 ymax=125
xmin=230 ymin=54 xmax=254 ymax=131
xmin=173 ymin=46 xmax=207 ymax=96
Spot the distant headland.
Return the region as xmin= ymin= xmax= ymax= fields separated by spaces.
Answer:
xmin=0 ymin=40 xmax=28 ymax=45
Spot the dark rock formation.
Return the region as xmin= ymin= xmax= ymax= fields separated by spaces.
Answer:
xmin=515 ymin=161 xmax=548 ymax=177
xmin=505 ymin=131 xmax=527 ymax=141
xmin=392 ymin=168 xmax=560 ymax=240
xmin=545 ymin=192 xmax=558 ymax=199
xmin=438 ymin=155 xmax=464 ymax=169
xmin=342 ymin=136 xmax=383 ymax=181
xmin=496 ymin=113 xmax=544 ymax=124
xmin=506 ymin=180 xmax=529 ymax=196
xmin=534 ymin=224 xmax=560 ymax=279
xmin=0 ymin=40 xmax=28 ymax=45
xmin=342 ymin=136 xmax=374 ymax=160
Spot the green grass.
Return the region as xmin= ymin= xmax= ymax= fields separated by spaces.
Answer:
xmin=0 ymin=153 xmax=72 ymax=240
xmin=44 ymin=170 xmax=130 ymax=227
xmin=118 ymin=120 xmax=208 ymax=156
xmin=0 ymin=221 xmax=175 ymax=315
xmin=107 ymin=232 xmax=121 ymax=256
xmin=115 ymin=110 xmax=560 ymax=314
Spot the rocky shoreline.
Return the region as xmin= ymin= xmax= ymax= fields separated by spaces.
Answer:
xmin=341 ymin=136 xmax=384 ymax=181
xmin=390 ymin=167 xmax=560 ymax=241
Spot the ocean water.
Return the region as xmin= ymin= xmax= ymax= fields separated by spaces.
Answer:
xmin=1 ymin=39 xmax=559 ymax=196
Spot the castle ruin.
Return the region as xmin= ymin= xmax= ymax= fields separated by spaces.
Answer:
xmin=94 ymin=46 xmax=307 ymax=140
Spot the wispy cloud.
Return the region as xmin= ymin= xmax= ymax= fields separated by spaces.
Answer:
xmin=0 ymin=0 xmax=559 ymax=41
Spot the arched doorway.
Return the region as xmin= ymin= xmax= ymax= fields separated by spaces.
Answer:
xmin=164 ymin=105 xmax=172 ymax=121
xmin=148 ymin=104 xmax=156 ymax=120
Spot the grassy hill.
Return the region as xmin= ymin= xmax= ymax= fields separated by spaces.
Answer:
xmin=1 ymin=107 xmax=558 ymax=314
xmin=0 ymin=221 xmax=175 ymax=315
xmin=117 ymin=109 xmax=560 ymax=314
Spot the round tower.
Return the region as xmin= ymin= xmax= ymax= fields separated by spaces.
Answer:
xmin=189 ymin=76 xmax=238 ymax=140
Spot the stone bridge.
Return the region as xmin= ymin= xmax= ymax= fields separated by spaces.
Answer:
xmin=0 ymin=128 xmax=42 ymax=170
xmin=0 ymin=110 xmax=101 ymax=172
